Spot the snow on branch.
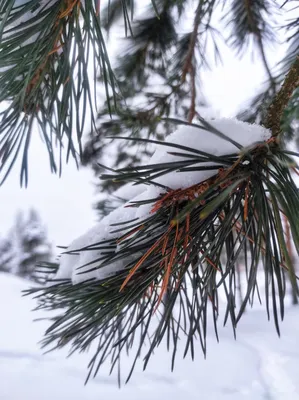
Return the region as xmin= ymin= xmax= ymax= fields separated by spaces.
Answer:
xmin=30 ymin=115 xmax=299 ymax=383
xmin=55 ymin=118 xmax=271 ymax=284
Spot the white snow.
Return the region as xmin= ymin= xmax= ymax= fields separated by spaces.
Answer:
xmin=148 ymin=118 xmax=270 ymax=190
xmin=1 ymin=272 xmax=299 ymax=400
xmin=55 ymin=199 xmax=139 ymax=283
xmin=112 ymin=182 xmax=147 ymax=201
xmin=56 ymin=119 xmax=271 ymax=284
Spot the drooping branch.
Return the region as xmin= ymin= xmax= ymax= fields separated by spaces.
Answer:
xmin=243 ymin=0 xmax=276 ymax=89
xmin=24 ymin=0 xmax=80 ymax=111
xmin=264 ymin=56 xmax=299 ymax=137
xmin=0 ymin=0 xmax=116 ymax=186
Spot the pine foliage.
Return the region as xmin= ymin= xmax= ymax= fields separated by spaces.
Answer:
xmin=82 ymin=0 xmax=299 ymax=213
xmin=0 ymin=0 xmax=115 ymax=185
xmin=1 ymin=0 xmax=299 ymax=386
xmin=83 ymin=0 xmax=221 ymax=197
xmin=30 ymin=121 xmax=299 ymax=383
xmin=238 ymin=2 xmax=299 ymax=140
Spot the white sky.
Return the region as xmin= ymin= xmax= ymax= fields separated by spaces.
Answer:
xmin=0 ymin=139 xmax=96 ymax=248
xmin=0 ymin=6 xmax=290 ymax=251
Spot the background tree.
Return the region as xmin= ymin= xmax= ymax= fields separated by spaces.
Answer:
xmin=0 ymin=209 xmax=53 ymax=281
xmin=0 ymin=236 xmax=14 ymax=273
xmin=1 ymin=0 xmax=299 ymax=385
xmin=13 ymin=209 xmax=53 ymax=280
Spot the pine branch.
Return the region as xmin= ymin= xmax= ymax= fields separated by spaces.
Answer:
xmin=102 ymin=0 xmax=132 ymax=34
xmin=0 ymin=0 xmax=118 ymax=185
xmin=182 ymin=6 xmax=200 ymax=123
xmin=182 ymin=0 xmax=216 ymax=121
xmin=226 ymin=0 xmax=277 ymax=87
xmin=243 ymin=0 xmax=275 ymax=88
xmin=21 ymin=1 xmax=299 ymax=385
xmin=264 ymin=56 xmax=299 ymax=137
xmin=181 ymin=4 xmax=201 ymax=83
xmin=26 ymin=118 xmax=299 ymax=383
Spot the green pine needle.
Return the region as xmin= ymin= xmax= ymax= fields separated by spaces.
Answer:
xmin=25 ymin=136 xmax=299 ymax=384
xmin=0 ymin=0 xmax=117 ymax=185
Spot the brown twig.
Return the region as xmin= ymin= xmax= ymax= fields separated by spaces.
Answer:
xmin=263 ymin=56 xmax=299 ymax=137
xmin=181 ymin=12 xmax=201 ymax=83
xmin=182 ymin=4 xmax=202 ymax=122
xmin=188 ymin=64 xmax=196 ymax=123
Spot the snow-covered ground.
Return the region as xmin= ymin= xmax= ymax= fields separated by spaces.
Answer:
xmin=1 ymin=272 xmax=299 ymax=400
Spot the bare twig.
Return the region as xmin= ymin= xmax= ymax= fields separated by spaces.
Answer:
xmin=263 ymin=56 xmax=299 ymax=137
xmin=182 ymin=1 xmax=216 ymax=122
xmin=181 ymin=7 xmax=201 ymax=83
xmin=182 ymin=3 xmax=202 ymax=122
xmin=188 ymin=64 xmax=196 ymax=123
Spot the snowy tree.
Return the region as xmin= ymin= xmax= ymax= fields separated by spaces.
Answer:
xmin=0 ymin=237 xmax=14 ymax=273
xmin=12 ymin=209 xmax=53 ymax=280
xmin=1 ymin=0 xmax=299 ymax=384
xmin=0 ymin=209 xmax=53 ymax=281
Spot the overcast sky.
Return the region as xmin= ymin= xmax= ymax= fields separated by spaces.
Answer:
xmin=0 ymin=6 xmax=289 ymax=251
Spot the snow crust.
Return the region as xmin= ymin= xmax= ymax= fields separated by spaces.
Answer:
xmin=149 ymin=118 xmax=270 ymax=189
xmin=112 ymin=182 xmax=146 ymax=201
xmin=55 ymin=119 xmax=271 ymax=284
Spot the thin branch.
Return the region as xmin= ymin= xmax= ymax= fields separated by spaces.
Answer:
xmin=182 ymin=2 xmax=209 ymax=122
xmin=188 ymin=64 xmax=196 ymax=123
xmin=264 ymin=56 xmax=299 ymax=137
xmin=181 ymin=16 xmax=200 ymax=83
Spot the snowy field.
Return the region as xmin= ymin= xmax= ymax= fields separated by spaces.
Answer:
xmin=1 ymin=272 xmax=299 ymax=400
